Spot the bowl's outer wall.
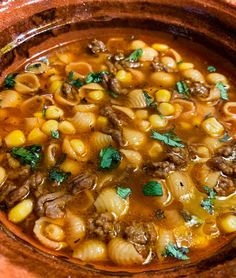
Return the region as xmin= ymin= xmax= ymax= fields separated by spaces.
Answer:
xmin=0 ymin=0 xmax=236 ymax=277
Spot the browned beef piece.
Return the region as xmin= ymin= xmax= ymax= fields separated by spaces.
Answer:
xmin=0 ymin=181 xmax=17 ymax=203
xmin=144 ymin=161 xmax=176 ymax=178
xmin=68 ymin=172 xmax=96 ymax=195
xmin=100 ymin=105 xmax=124 ymax=129
xmin=166 ymin=147 xmax=189 ymax=168
xmin=214 ymin=176 xmax=235 ymax=196
xmin=102 ymin=127 xmax=126 ymax=147
xmin=101 ymin=74 xmax=126 ymax=96
xmin=87 ymin=39 xmax=107 ymax=54
xmin=121 ymin=60 xmax=141 ymax=69
xmin=189 ymin=82 xmax=209 ymax=98
xmin=36 ymin=191 xmax=72 ymax=218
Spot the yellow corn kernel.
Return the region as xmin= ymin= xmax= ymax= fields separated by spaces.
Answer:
xmin=5 ymin=130 xmax=26 ymax=148
xmin=49 ymin=75 xmax=63 ymax=83
xmin=49 ymin=80 xmax=63 ymax=94
xmin=0 ymin=166 xmax=6 ymax=185
xmin=151 ymin=43 xmax=169 ymax=52
xmin=96 ymin=116 xmax=108 ymax=129
xmin=178 ymin=62 xmax=194 ymax=71
xmin=179 ymin=122 xmax=192 ymax=130
xmin=58 ymin=121 xmax=76 ymax=135
xmin=158 ymin=103 xmax=175 ymax=116
xmin=33 ymin=111 xmax=43 ymax=118
xmin=135 ymin=109 xmax=149 ymax=120
xmin=41 ymin=120 xmax=59 ymax=136
xmin=149 ymin=114 xmax=167 ymax=128
xmin=70 ymin=139 xmax=86 ymax=156
xmin=8 ymin=199 xmax=34 ymax=223
xmin=44 ymin=223 xmax=65 ymax=241
xmin=87 ymin=90 xmax=105 ymax=102
xmin=196 ymin=146 xmax=210 ymax=158
xmin=155 ymin=89 xmax=172 ymax=102
xmin=45 ymin=106 xmax=64 ymax=120
xmin=130 ymin=40 xmax=146 ymax=49
xmin=219 ymin=214 xmax=236 ymax=233
xmin=28 ymin=128 xmax=48 ymax=144
xmin=148 ymin=142 xmax=163 ymax=158
xmin=60 ymin=158 xmax=81 ymax=176
xmin=192 ymin=116 xmax=202 ymax=127
xmin=201 ymin=117 xmax=224 ymax=137
xmin=116 ymin=70 xmax=132 ymax=84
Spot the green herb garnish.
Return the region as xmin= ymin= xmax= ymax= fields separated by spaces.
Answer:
xmin=49 ymin=168 xmax=71 ymax=185
xmin=180 ymin=210 xmax=204 ymax=227
xmin=116 ymin=186 xmax=132 ymax=199
xmin=177 ymin=60 xmax=184 ymax=65
xmin=126 ymin=48 xmax=143 ymax=62
xmin=207 ymin=66 xmax=216 ymax=72
xmin=151 ymin=130 xmax=184 ymax=148
xmin=219 ymin=132 xmax=231 ymax=142
xmin=176 ymin=81 xmax=190 ymax=97
xmin=4 ymin=73 xmax=16 ymax=88
xmin=42 ymin=106 xmax=47 ymax=118
xmin=68 ymin=71 xmax=83 ymax=88
xmin=162 ymin=243 xmax=189 ymax=260
xmin=85 ymin=71 xmax=109 ymax=84
xmin=99 ymin=146 xmax=121 ymax=170
xmin=11 ymin=145 xmax=42 ymax=168
xmin=143 ymin=181 xmax=163 ymax=196
xmin=51 ymin=130 xmax=60 ymax=139
xmin=108 ymin=90 xmax=118 ymax=98
xmin=216 ymin=82 xmax=228 ymax=100
xmin=201 ymin=186 xmax=217 ymax=215
xmin=143 ymin=91 xmax=157 ymax=108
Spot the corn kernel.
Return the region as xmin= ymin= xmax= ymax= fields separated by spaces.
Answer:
xmin=155 ymin=89 xmax=172 ymax=102
xmin=27 ymin=128 xmax=47 ymax=144
xmin=49 ymin=80 xmax=63 ymax=94
xmin=34 ymin=112 xmax=43 ymax=118
xmin=149 ymin=114 xmax=167 ymax=128
xmin=179 ymin=122 xmax=192 ymax=130
xmin=96 ymin=116 xmax=108 ymax=129
xmin=45 ymin=223 xmax=65 ymax=241
xmin=58 ymin=121 xmax=76 ymax=135
xmin=45 ymin=106 xmax=64 ymax=120
xmin=201 ymin=117 xmax=224 ymax=137
xmin=130 ymin=40 xmax=146 ymax=49
xmin=5 ymin=130 xmax=26 ymax=148
xmin=151 ymin=43 xmax=169 ymax=52
xmin=60 ymin=159 xmax=81 ymax=175
xmin=219 ymin=214 xmax=236 ymax=233
xmin=87 ymin=90 xmax=105 ymax=102
xmin=178 ymin=62 xmax=194 ymax=71
xmin=8 ymin=199 xmax=33 ymax=223
xmin=116 ymin=70 xmax=132 ymax=84
xmin=158 ymin=103 xmax=175 ymax=116
xmin=41 ymin=120 xmax=59 ymax=136
xmin=70 ymin=139 xmax=86 ymax=156
xmin=148 ymin=142 xmax=163 ymax=158
xmin=196 ymin=146 xmax=210 ymax=158
xmin=135 ymin=109 xmax=149 ymax=120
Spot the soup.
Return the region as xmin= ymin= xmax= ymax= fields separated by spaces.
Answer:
xmin=0 ymin=34 xmax=235 ymax=271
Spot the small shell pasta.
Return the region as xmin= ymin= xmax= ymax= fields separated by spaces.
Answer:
xmin=126 ymin=89 xmax=147 ymax=108
xmin=94 ymin=187 xmax=129 ymax=219
xmin=71 ymin=112 xmax=96 ymax=132
xmin=123 ymin=128 xmax=146 ymax=150
xmin=73 ymin=240 xmax=107 ymax=262
xmin=0 ymin=90 xmax=22 ymax=108
xmin=14 ymin=73 xmax=40 ymax=94
xmin=65 ymin=62 xmax=92 ymax=78
xmin=120 ymin=149 xmax=143 ymax=168
xmin=182 ymin=69 xmax=205 ymax=83
xmin=156 ymin=228 xmax=174 ymax=260
xmin=90 ymin=131 xmax=114 ymax=150
xmin=108 ymin=238 xmax=143 ymax=265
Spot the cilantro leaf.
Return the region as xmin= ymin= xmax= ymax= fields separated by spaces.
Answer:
xmin=176 ymin=81 xmax=189 ymax=97
xmin=143 ymin=91 xmax=157 ymax=108
xmin=126 ymin=48 xmax=143 ymax=62
xmin=143 ymin=181 xmax=163 ymax=196
xmin=151 ymin=130 xmax=184 ymax=148
xmin=201 ymin=186 xmax=216 ymax=214
xmin=207 ymin=66 xmax=216 ymax=72
xmin=219 ymin=132 xmax=231 ymax=142
xmin=4 ymin=73 xmax=16 ymax=88
xmin=85 ymin=71 xmax=109 ymax=84
xmin=51 ymin=130 xmax=60 ymax=139
xmin=162 ymin=243 xmax=189 ymax=260
xmin=108 ymin=90 xmax=118 ymax=98
xmin=49 ymin=168 xmax=71 ymax=185
xmin=42 ymin=106 xmax=47 ymax=118
xmin=177 ymin=60 xmax=184 ymax=65
xmin=99 ymin=146 xmax=121 ymax=170
xmin=216 ymin=82 xmax=228 ymax=100
xmin=11 ymin=145 xmax=42 ymax=168
xmin=116 ymin=186 xmax=132 ymax=199
xmin=68 ymin=71 xmax=83 ymax=88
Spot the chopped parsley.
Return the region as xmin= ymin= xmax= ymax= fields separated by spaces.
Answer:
xmin=11 ymin=145 xmax=43 ymax=169
xmin=99 ymin=146 xmax=121 ymax=170
xmin=51 ymin=130 xmax=60 ymax=139
xmin=177 ymin=60 xmax=184 ymax=65
xmin=116 ymin=186 xmax=132 ymax=199
xmin=4 ymin=73 xmax=16 ymax=88
xmin=162 ymin=243 xmax=189 ymax=260
xmin=216 ymin=82 xmax=228 ymax=100
xmin=42 ymin=106 xmax=47 ymax=117
xmin=176 ymin=81 xmax=190 ymax=97
xmin=68 ymin=71 xmax=83 ymax=88
xmin=143 ymin=181 xmax=163 ymax=196
xmin=85 ymin=71 xmax=109 ymax=84
xmin=125 ymin=48 xmax=143 ymax=62
xmin=143 ymin=91 xmax=157 ymax=108
xmin=49 ymin=168 xmax=71 ymax=185
xmin=207 ymin=66 xmax=216 ymax=72
xmin=219 ymin=132 xmax=231 ymax=143
xmin=107 ymin=90 xmax=118 ymax=98
xmin=151 ymin=130 xmax=184 ymax=148
xmin=201 ymin=186 xmax=217 ymax=215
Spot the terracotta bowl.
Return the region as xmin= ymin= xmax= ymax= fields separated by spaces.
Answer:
xmin=0 ymin=0 xmax=236 ymax=277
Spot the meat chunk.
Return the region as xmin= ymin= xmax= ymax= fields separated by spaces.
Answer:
xmin=144 ymin=161 xmax=176 ymax=178
xmin=102 ymin=127 xmax=126 ymax=147
xmin=100 ymin=105 xmax=124 ymax=129
xmin=121 ymin=60 xmax=141 ymax=69
xmin=214 ymin=176 xmax=235 ymax=196
xmin=166 ymin=147 xmax=189 ymax=168
xmin=101 ymin=74 xmax=126 ymax=96
xmin=87 ymin=39 xmax=107 ymax=54
xmin=68 ymin=172 xmax=96 ymax=195
xmin=0 ymin=181 xmax=17 ymax=203
xmin=189 ymin=82 xmax=210 ymax=98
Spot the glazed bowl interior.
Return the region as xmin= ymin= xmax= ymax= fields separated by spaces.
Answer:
xmin=0 ymin=0 xmax=236 ymax=277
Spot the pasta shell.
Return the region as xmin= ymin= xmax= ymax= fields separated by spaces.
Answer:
xmin=155 ymin=228 xmax=174 ymax=260
xmin=65 ymin=62 xmax=93 ymax=78
xmin=166 ymin=48 xmax=182 ymax=63
xmin=182 ymin=69 xmax=205 ymax=83
xmin=24 ymin=117 xmax=45 ymax=133
xmin=0 ymin=90 xmax=22 ymax=108
xmin=193 ymin=163 xmax=221 ymax=188
xmin=112 ymin=105 xmax=135 ymax=119
xmin=65 ymin=211 xmax=86 ymax=248
xmin=54 ymin=86 xmax=80 ymax=106
xmin=90 ymin=131 xmax=114 ymax=150
xmin=120 ymin=149 xmax=142 ymax=168
xmin=15 ymin=73 xmax=40 ymax=94
xmin=25 ymin=61 xmax=48 ymax=74
xmin=123 ymin=128 xmax=146 ymax=150
xmin=126 ymin=89 xmax=147 ymax=108
xmin=73 ymin=240 xmax=107 ymax=262
xmin=62 ymin=137 xmax=89 ymax=162
xmin=198 ymin=87 xmax=220 ymax=102
xmin=94 ymin=188 xmax=129 ymax=219
xmin=20 ymin=95 xmax=54 ymax=115
xmin=223 ymin=102 xmax=236 ymax=120
xmin=108 ymin=238 xmax=143 ymax=265
xmin=79 ymin=83 xmax=104 ymax=99
xmin=73 ymin=104 xmax=98 ymax=113
xmin=71 ymin=112 xmax=96 ymax=133
xmin=44 ymin=143 xmax=61 ymax=168
xmin=171 ymin=99 xmax=196 ymax=120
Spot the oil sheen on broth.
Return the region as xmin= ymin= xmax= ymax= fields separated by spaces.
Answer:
xmin=0 ymin=34 xmax=235 ymax=271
